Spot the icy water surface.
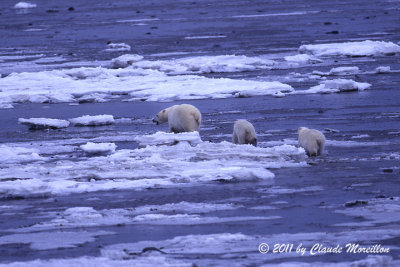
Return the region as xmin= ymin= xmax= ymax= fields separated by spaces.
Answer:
xmin=0 ymin=0 xmax=400 ymax=266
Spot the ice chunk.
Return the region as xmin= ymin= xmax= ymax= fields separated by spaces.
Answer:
xmin=133 ymin=201 xmax=241 ymax=214
xmin=80 ymin=142 xmax=117 ymax=154
xmin=284 ymin=54 xmax=322 ymax=64
xmin=1 ymin=145 xmax=45 ymax=164
xmin=110 ymin=54 xmax=144 ymax=68
xmin=312 ymin=66 xmax=360 ymax=76
xmin=258 ymin=186 xmax=323 ymax=195
xmin=0 ymin=231 xmax=112 ymax=250
xmin=128 ymin=55 xmax=275 ymax=74
xmin=105 ymin=43 xmax=131 ymax=52
xmin=77 ymin=93 xmax=108 ymax=103
xmin=18 ymin=118 xmax=70 ymax=129
xmin=375 ymin=66 xmax=391 ymax=73
xmin=335 ymin=197 xmax=400 ymax=227
xmin=21 ymin=204 xmax=274 ymax=231
xmin=136 ymin=131 xmax=202 ymax=147
xmin=69 ymin=115 xmax=115 ymax=126
xmin=0 ymin=138 xmax=306 ymax=197
xmin=298 ymin=79 xmax=371 ymax=94
xmin=14 ymin=2 xmax=37 ymax=8
xmin=328 ymin=66 xmax=360 ymax=75
xmin=184 ymin=35 xmax=227 ymax=39
xmin=0 ymin=65 xmax=293 ymax=106
xmin=299 ymin=40 xmax=400 ymax=57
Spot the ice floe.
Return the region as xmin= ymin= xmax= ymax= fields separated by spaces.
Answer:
xmin=133 ymin=201 xmax=242 ymax=213
xmin=284 ymin=54 xmax=322 ymax=65
xmin=351 ymin=134 xmax=370 ymax=139
xmin=16 ymin=202 xmax=274 ymax=231
xmin=110 ymin=54 xmax=144 ymax=68
xmin=0 ymin=65 xmax=293 ymax=106
xmin=0 ymin=133 xmax=306 ymax=197
xmin=313 ymin=66 xmax=360 ymax=76
xmin=2 ymin=229 xmax=399 ymax=266
xmin=0 ymin=231 xmax=112 ymax=250
xmin=80 ymin=142 xmax=117 ymax=154
xmin=257 ymin=186 xmax=323 ymax=195
xmin=100 ymin=228 xmax=400 ymax=264
xmin=335 ymin=197 xmax=400 ymax=227
xmin=0 ymin=254 xmax=191 ymax=267
xmin=18 ymin=118 xmax=70 ymax=129
xmin=375 ymin=66 xmax=391 ymax=73
xmin=261 ymin=256 xmax=399 ymax=267
xmin=232 ymin=11 xmax=319 ymax=18
xmin=184 ymin=35 xmax=227 ymax=40
xmin=14 ymin=2 xmax=37 ymax=9
xmin=299 ymin=40 xmax=400 ymax=57
xmin=69 ymin=115 xmax=115 ymax=126
xmin=1 ymin=145 xmax=45 ymax=165
xmin=296 ymin=79 xmax=371 ymax=94
xmin=111 ymin=54 xmax=275 ymax=74
xmin=135 ymin=131 xmax=202 ymax=147
xmin=0 ymin=49 xmax=386 ymax=108
xmin=117 ymin=18 xmax=160 ymax=23
xmin=1 ymin=46 xmax=392 ymax=109
xmin=326 ymin=139 xmax=390 ymax=147
xmin=105 ymin=43 xmax=131 ymax=52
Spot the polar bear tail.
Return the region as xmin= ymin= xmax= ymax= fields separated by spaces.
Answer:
xmin=316 ymin=138 xmax=325 ymax=155
xmin=191 ymin=111 xmax=201 ymax=129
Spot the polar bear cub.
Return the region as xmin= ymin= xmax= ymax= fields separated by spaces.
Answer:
xmin=232 ymin=119 xmax=257 ymax=146
xmin=152 ymin=104 xmax=201 ymax=133
xmin=298 ymin=127 xmax=326 ymax=156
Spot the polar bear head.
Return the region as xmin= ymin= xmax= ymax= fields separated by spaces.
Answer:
xmin=298 ymin=127 xmax=308 ymax=133
xmin=152 ymin=108 xmax=169 ymax=125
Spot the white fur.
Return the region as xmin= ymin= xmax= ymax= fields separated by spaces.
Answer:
xmin=298 ymin=127 xmax=326 ymax=156
xmin=232 ymin=119 xmax=257 ymax=146
xmin=153 ymin=104 xmax=201 ymax=133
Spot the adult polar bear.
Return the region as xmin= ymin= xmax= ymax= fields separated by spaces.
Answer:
xmin=298 ymin=127 xmax=326 ymax=156
xmin=232 ymin=119 xmax=257 ymax=146
xmin=152 ymin=104 xmax=201 ymax=133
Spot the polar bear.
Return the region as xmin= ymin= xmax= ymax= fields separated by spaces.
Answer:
xmin=232 ymin=119 xmax=257 ymax=146
xmin=298 ymin=127 xmax=326 ymax=156
xmin=152 ymin=104 xmax=201 ymax=133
